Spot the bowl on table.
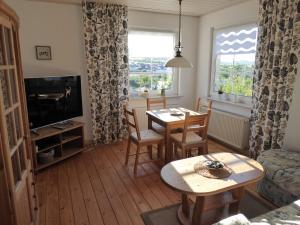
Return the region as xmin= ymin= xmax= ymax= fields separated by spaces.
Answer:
xmin=203 ymin=160 xmax=224 ymax=170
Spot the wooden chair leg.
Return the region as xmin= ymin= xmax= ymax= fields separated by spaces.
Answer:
xmin=134 ymin=145 xmax=141 ymax=175
xmin=198 ymin=142 xmax=208 ymax=155
xmin=125 ymin=138 xmax=131 ymax=165
xmin=197 ymin=146 xmax=202 ymax=156
xmin=171 ymin=142 xmax=175 ymax=159
xmin=157 ymin=143 xmax=162 ymax=159
xmin=203 ymin=141 xmax=208 ymax=155
xmin=190 ymin=149 xmax=193 ymax=157
xmin=147 ymin=145 xmax=153 ymax=160
xmin=182 ymin=147 xmax=186 ymax=159
xmin=174 ymin=143 xmax=179 ymax=159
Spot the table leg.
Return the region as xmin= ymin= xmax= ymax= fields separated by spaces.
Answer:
xmin=182 ymin=194 xmax=190 ymax=218
xmin=147 ymin=117 xmax=153 ymax=159
xmin=165 ymin=125 xmax=172 ymax=163
xmin=229 ymin=187 xmax=245 ymax=215
xmin=192 ymin=196 xmax=205 ymax=225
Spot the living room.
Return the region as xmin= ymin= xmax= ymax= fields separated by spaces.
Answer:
xmin=0 ymin=0 xmax=299 ymax=225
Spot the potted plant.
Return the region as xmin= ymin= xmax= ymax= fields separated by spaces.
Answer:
xmin=223 ymin=81 xmax=232 ymax=101
xmin=232 ymin=74 xmax=245 ymax=103
xmin=160 ymin=76 xmax=167 ymax=96
xmin=218 ymin=84 xmax=224 ymax=95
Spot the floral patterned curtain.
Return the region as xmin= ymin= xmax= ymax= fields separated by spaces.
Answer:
xmin=82 ymin=2 xmax=129 ymax=144
xmin=249 ymin=0 xmax=300 ymax=158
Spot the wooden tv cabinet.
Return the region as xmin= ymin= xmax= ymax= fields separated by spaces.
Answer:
xmin=30 ymin=121 xmax=85 ymax=172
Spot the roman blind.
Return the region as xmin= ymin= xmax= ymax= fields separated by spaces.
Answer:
xmin=215 ymin=24 xmax=258 ymax=55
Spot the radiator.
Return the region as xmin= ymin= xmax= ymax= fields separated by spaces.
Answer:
xmin=207 ymin=109 xmax=250 ymax=150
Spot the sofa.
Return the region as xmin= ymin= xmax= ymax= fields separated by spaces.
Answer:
xmin=214 ymin=200 xmax=300 ymax=225
xmin=256 ymin=149 xmax=300 ymax=206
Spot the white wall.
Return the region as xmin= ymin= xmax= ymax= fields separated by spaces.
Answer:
xmin=284 ymin=64 xmax=300 ymax=152
xmin=196 ymin=0 xmax=259 ymax=117
xmin=195 ymin=0 xmax=300 ymax=151
xmin=5 ymin=0 xmax=198 ymax=139
xmin=5 ymin=0 xmax=93 ymax=140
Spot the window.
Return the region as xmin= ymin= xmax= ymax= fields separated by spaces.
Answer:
xmin=211 ymin=24 xmax=258 ymax=100
xmin=128 ymin=30 xmax=177 ymax=95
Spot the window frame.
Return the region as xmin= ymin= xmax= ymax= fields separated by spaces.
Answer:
xmin=128 ymin=28 xmax=179 ymax=97
xmin=209 ymin=23 xmax=258 ymax=106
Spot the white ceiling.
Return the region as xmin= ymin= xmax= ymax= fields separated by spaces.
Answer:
xmin=29 ymin=0 xmax=251 ymax=16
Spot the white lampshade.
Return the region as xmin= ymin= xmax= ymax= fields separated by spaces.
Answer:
xmin=165 ymin=56 xmax=193 ymax=68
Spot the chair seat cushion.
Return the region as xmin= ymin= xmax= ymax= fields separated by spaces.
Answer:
xmin=188 ymin=124 xmax=203 ymax=130
xmin=257 ymin=149 xmax=300 ymax=197
xmin=152 ymin=122 xmax=165 ymax=133
xmin=170 ymin=132 xmax=203 ymax=146
xmin=131 ymin=129 xmax=164 ymax=143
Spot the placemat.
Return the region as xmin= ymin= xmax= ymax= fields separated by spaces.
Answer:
xmin=194 ymin=161 xmax=232 ymax=179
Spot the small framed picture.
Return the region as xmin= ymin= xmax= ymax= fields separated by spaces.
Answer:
xmin=35 ymin=46 xmax=52 ymax=60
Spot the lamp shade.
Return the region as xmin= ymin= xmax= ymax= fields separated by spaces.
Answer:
xmin=165 ymin=56 xmax=193 ymax=68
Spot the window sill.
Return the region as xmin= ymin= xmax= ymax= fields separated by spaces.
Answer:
xmin=209 ymin=96 xmax=252 ymax=109
xmin=129 ymin=94 xmax=184 ymax=100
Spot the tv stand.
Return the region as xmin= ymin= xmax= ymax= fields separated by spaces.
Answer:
xmin=31 ymin=129 xmax=39 ymax=135
xmin=52 ymin=120 xmax=74 ymax=130
xmin=30 ymin=121 xmax=85 ymax=172
xmin=51 ymin=126 xmax=65 ymax=130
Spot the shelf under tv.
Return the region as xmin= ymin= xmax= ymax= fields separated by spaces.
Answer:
xmin=30 ymin=121 xmax=85 ymax=172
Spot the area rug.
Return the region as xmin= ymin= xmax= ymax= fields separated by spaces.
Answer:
xmin=141 ymin=191 xmax=274 ymax=225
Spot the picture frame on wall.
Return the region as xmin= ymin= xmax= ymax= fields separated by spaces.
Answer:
xmin=35 ymin=46 xmax=52 ymax=60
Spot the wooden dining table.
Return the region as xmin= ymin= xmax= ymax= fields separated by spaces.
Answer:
xmin=146 ymin=107 xmax=207 ymax=163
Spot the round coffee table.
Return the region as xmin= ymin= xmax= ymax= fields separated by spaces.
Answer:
xmin=160 ymin=152 xmax=264 ymax=225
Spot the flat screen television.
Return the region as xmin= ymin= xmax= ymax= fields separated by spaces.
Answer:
xmin=24 ymin=75 xmax=83 ymax=129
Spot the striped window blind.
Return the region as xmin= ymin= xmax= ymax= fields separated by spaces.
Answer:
xmin=211 ymin=24 xmax=258 ymax=99
xmin=215 ymin=24 xmax=258 ymax=55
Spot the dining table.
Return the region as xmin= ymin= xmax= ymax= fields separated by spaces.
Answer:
xmin=146 ymin=107 xmax=207 ymax=163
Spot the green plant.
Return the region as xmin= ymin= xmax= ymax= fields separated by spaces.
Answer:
xmin=216 ymin=64 xmax=254 ymax=97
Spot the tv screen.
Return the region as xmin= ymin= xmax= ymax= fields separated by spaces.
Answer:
xmin=24 ymin=75 xmax=83 ymax=129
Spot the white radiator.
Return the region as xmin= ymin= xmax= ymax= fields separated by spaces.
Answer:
xmin=207 ymin=109 xmax=250 ymax=150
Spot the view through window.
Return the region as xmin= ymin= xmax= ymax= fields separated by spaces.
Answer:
xmin=128 ymin=30 xmax=175 ymax=94
xmin=212 ymin=24 xmax=258 ymax=97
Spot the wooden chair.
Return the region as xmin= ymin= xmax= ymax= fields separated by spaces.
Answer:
xmin=170 ymin=112 xmax=209 ymax=159
xmin=194 ymin=97 xmax=212 ymax=112
xmin=192 ymin=97 xmax=212 ymax=136
xmin=124 ymin=106 xmax=164 ymax=175
xmin=146 ymin=97 xmax=167 ymax=134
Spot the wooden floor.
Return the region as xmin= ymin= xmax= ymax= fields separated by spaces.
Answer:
xmin=36 ymin=140 xmax=271 ymax=225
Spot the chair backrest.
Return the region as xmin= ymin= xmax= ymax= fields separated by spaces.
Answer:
xmin=194 ymin=97 xmax=212 ymax=112
xmin=146 ymin=97 xmax=167 ymax=110
xmin=123 ymin=105 xmax=141 ymax=141
xmin=182 ymin=111 xmax=209 ymax=143
xmin=195 ymin=98 xmax=212 ymax=136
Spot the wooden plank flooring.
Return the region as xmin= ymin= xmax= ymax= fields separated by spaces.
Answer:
xmin=36 ymin=140 xmax=272 ymax=225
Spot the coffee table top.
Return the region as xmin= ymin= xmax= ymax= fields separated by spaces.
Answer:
xmin=160 ymin=152 xmax=264 ymax=196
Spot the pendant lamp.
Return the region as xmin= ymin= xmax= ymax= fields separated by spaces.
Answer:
xmin=165 ymin=0 xmax=193 ymax=68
